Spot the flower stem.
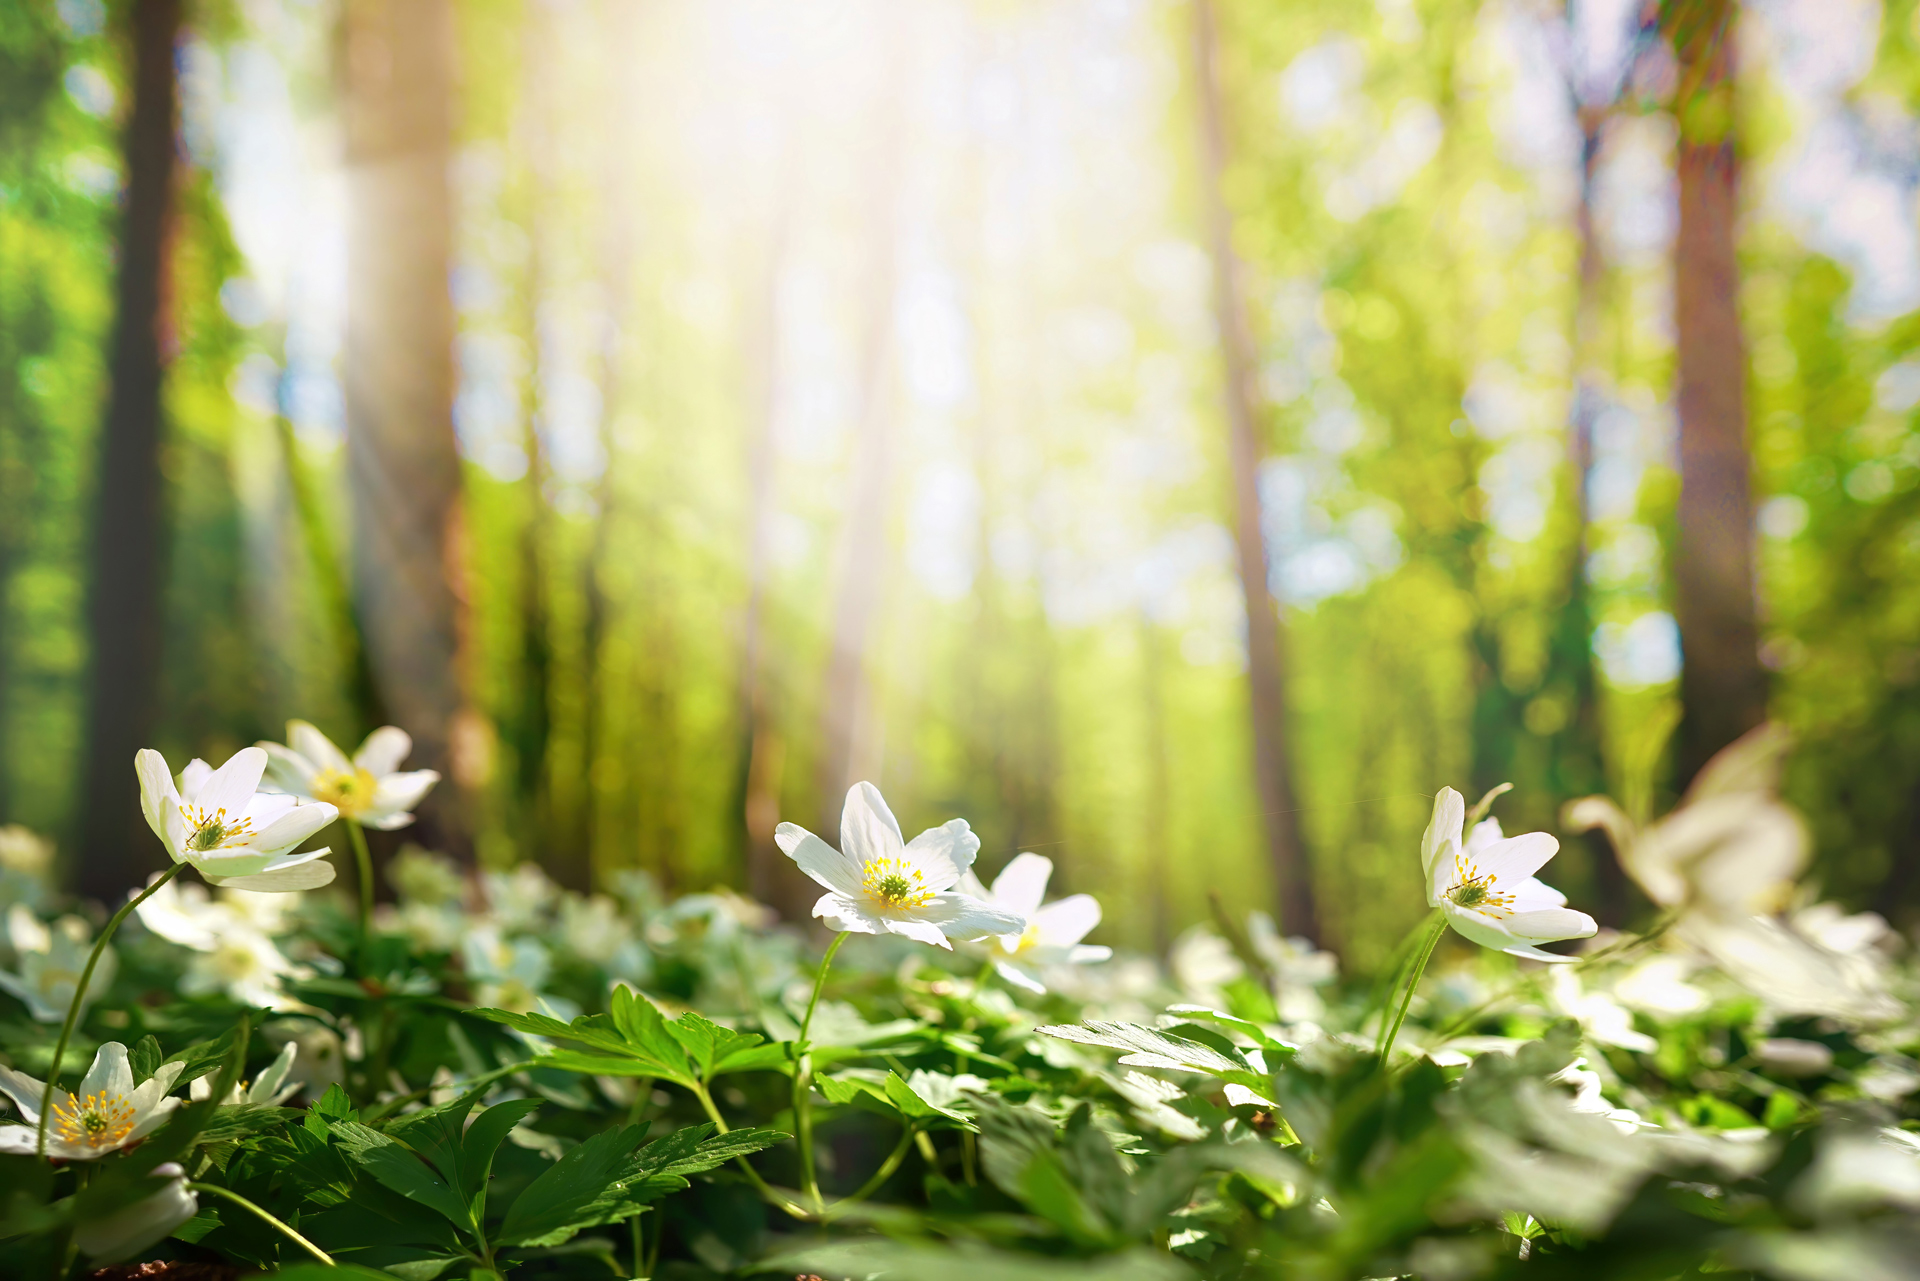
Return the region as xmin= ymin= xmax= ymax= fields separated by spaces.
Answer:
xmin=345 ymin=818 xmax=375 ymax=941
xmin=187 ymin=1182 xmax=334 ymax=1265
xmin=793 ymin=931 xmax=846 ymax=1214
xmin=689 ymin=1081 xmax=811 ymax=1220
xmin=37 ymin=862 xmax=184 ymax=1158
xmin=820 ymin=1123 xmax=916 ymax=1220
xmin=1377 ymin=912 xmax=1446 ymax=1067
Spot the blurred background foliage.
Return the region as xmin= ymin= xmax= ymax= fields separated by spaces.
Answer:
xmin=2 ymin=0 xmax=1919 ymax=971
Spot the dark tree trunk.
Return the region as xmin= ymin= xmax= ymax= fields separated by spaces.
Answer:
xmin=1668 ymin=0 xmax=1765 ymax=786
xmin=1560 ymin=100 xmax=1628 ymax=924
xmin=1193 ymin=0 xmax=1317 ymax=941
xmin=342 ymin=0 xmax=472 ymax=868
xmin=77 ymin=0 xmax=181 ymax=901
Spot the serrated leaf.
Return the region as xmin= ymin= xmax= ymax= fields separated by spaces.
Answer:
xmin=495 ymin=1124 xmax=648 ymax=1248
xmin=127 ymin=1035 xmax=163 ymax=1085
xmin=483 ymin=991 xmax=696 ymax=1086
xmin=1165 ymin=1006 xmax=1300 ymax=1055
xmin=330 ymin=1120 xmax=473 ymax=1232
xmin=460 ymin=1097 xmax=543 ymax=1204
xmin=1039 ymin=1021 xmax=1250 ymax=1077
xmin=665 ymin=1010 xmax=765 ymax=1082
xmin=196 ymin=1104 xmax=300 ymax=1144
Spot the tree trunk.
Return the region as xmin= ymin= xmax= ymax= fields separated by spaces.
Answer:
xmin=77 ymin=0 xmax=181 ymax=901
xmin=1668 ymin=0 xmax=1765 ymax=786
xmin=1193 ymin=0 xmax=1316 ymax=940
xmin=342 ymin=0 xmax=472 ymax=867
xmin=814 ymin=24 xmax=906 ymax=845
xmin=1564 ymin=102 xmax=1629 ymax=924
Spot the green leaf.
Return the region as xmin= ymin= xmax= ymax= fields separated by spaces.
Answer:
xmin=196 ymin=1104 xmax=300 ymax=1144
xmin=257 ymin=1265 xmax=396 ymax=1281
xmin=640 ymin=1123 xmax=785 ymax=1179
xmin=480 ymin=990 xmax=697 ymax=1087
xmin=330 ymin=1120 xmax=474 ymax=1232
xmin=711 ymin=1040 xmax=794 ymax=1076
xmin=1164 ymin=1006 xmax=1300 ymax=1056
xmin=495 ymin=1124 xmax=649 ymax=1249
xmin=767 ymin=1241 xmax=1192 ymax=1281
xmin=314 ymin=1083 xmax=358 ymax=1122
xmin=459 ymin=1097 xmax=543 ymax=1212
xmin=665 ymin=1010 xmax=766 ymax=1081
xmin=127 ymin=1035 xmax=163 ymax=1085
xmin=1038 ymin=1021 xmax=1255 ymax=1079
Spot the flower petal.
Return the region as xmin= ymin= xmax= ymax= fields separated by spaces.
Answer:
xmin=194 ymin=748 xmax=269 ymax=819
xmin=1033 ymin=893 xmax=1100 ymax=948
xmin=248 ymin=802 xmax=339 ymax=856
xmin=239 ymin=793 xmax=299 ymax=826
xmin=1068 ymin=944 xmax=1113 ymax=964
xmin=0 ymin=1064 xmax=50 ymax=1123
xmin=839 ymin=781 xmax=905 ymax=867
xmin=1442 ymin=904 xmax=1526 ymax=954
xmin=124 ymin=1097 xmax=183 ymax=1143
xmin=1429 ymin=840 xmax=1459 ymax=906
xmin=902 ymin=819 xmax=980 ymax=891
xmin=993 ymin=959 xmax=1046 ymax=994
xmin=777 ymin=824 xmax=864 ymax=897
xmin=135 ymin=750 xmax=178 ymax=842
xmin=916 ymin=893 xmax=1026 ymax=941
xmin=362 ymin=771 xmax=439 ymax=828
xmin=811 ymin=893 xmax=885 ymax=936
xmin=288 ymin=721 xmax=353 ymax=775
xmin=1501 ymin=941 xmax=1583 ymax=963
xmin=1476 ymin=831 xmax=1560 ymax=887
xmin=1421 ymin=788 xmax=1464 ymax=878
xmin=0 ymin=1125 xmax=46 ymax=1154
xmin=987 ymin=852 xmax=1052 ymax=917
xmin=354 ymin=725 xmax=414 ymax=776
xmin=1464 ymin=816 xmax=1504 ymax=856
xmin=1508 ymin=877 xmax=1568 ymax=911
xmin=255 ymin=743 xmax=318 ymax=797
xmin=209 ymin=857 xmax=336 ymax=892
xmin=178 ymin=759 xmax=213 ymax=802
xmin=882 ymin=916 xmax=952 ymax=949
xmin=81 ymin=1042 xmax=134 ymax=1102
xmin=1503 ymin=907 xmax=1598 ymax=944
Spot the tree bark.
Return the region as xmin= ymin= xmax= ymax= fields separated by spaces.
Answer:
xmin=77 ymin=0 xmax=181 ymax=901
xmin=342 ymin=0 xmax=472 ymax=867
xmin=814 ymin=21 xmax=906 ymax=845
xmin=1667 ymin=0 xmax=1765 ymax=786
xmin=1193 ymin=0 xmax=1317 ymax=940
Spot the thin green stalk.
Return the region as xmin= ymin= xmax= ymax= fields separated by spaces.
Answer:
xmin=821 ymin=1124 xmax=916 ymax=1220
xmin=38 ymin=863 xmax=184 ymax=1157
xmin=1378 ymin=914 xmax=1446 ymax=1066
xmin=689 ymin=1082 xmax=810 ymax=1220
xmin=345 ymin=818 xmax=375 ymax=940
xmin=187 ymin=1182 xmax=333 ymax=1265
xmin=793 ymin=931 xmax=847 ymax=1213
xmin=628 ymin=1207 xmax=648 ymax=1281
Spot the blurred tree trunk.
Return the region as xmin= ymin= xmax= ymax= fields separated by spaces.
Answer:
xmin=581 ymin=0 xmax=643 ymax=892
xmin=815 ymin=26 xmax=905 ymax=844
xmin=739 ymin=200 xmax=809 ymax=916
xmin=514 ymin=0 xmax=559 ymax=883
xmin=77 ymin=0 xmax=180 ymax=900
xmin=342 ymin=0 xmax=473 ymax=867
xmin=1193 ymin=0 xmax=1317 ymax=941
xmin=1666 ymin=0 xmax=1765 ymax=785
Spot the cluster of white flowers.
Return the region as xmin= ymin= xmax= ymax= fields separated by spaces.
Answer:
xmin=775 ymin=783 xmax=1115 ymax=992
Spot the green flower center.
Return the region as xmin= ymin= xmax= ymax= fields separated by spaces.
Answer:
xmin=861 ymin=856 xmax=934 ymax=910
xmin=1448 ymin=881 xmax=1488 ymax=908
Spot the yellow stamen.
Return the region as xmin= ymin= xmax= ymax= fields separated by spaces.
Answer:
xmin=310 ymin=766 xmax=378 ymax=819
xmin=862 ymin=857 xmax=934 ymax=911
xmin=52 ymin=1090 xmax=137 ymax=1150
xmin=182 ymin=805 xmax=256 ymax=852
xmin=1447 ymin=851 xmax=1515 ymax=914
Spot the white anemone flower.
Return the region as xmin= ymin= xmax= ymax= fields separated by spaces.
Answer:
xmin=136 ymin=747 xmax=338 ymax=891
xmin=74 ymin=1162 xmax=198 ymax=1263
xmin=258 ymin=720 xmax=440 ymax=830
xmin=776 ymin=782 xmax=1025 ymax=949
xmin=191 ymin=1041 xmax=301 ymax=1105
xmin=958 ymin=853 xmax=1109 ymax=993
xmin=0 ymin=1042 xmax=184 ymax=1159
xmin=135 ymin=878 xmax=308 ymax=1010
xmin=0 ymin=905 xmax=117 ymax=1023
xmin=1422 ymin=787 xmax=1597 ymax=962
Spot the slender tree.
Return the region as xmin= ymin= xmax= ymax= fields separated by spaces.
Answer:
xmin=76 ymin=0 xmax=182 ymax=900
xmin=1664 ymin=0 xmax=1765 ymax=784
xmin=1192 ymin=0 xmax=1316 ymax=940
xmin=342 ymin=0 xmax=472 ymax=865
xmin=814 ymin=18 xmax=907 ymax=843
